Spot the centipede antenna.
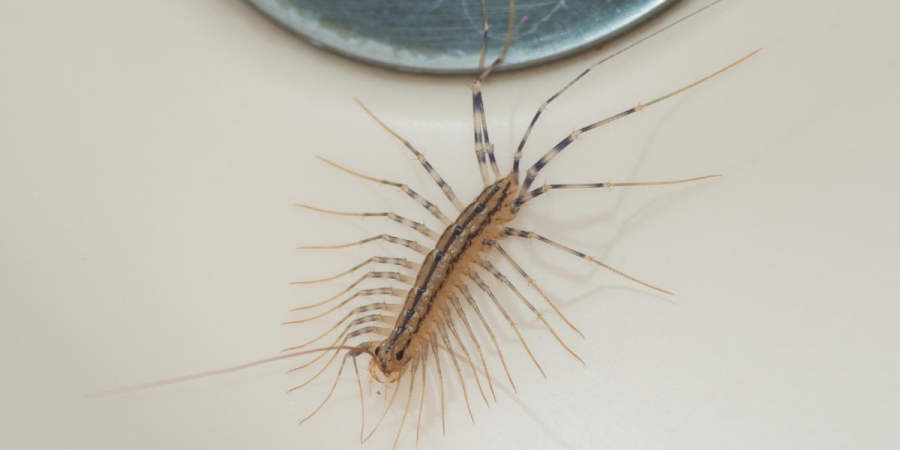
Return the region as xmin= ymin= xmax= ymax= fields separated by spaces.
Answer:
xmin=298 ymin=351 xmax=356 ymax=426
xmin=284 ymin=324 xmax=353 ymax=372
xmin=287 ymin=336 xmax=351 ymax=392
xmin=286 ymin=327 xmax=391 ymax=390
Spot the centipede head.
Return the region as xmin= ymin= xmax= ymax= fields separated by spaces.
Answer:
xmin=370 ymin=334 xmax=416 ymax=382
xmin=367 ymin=357 xmax=400 ymax=385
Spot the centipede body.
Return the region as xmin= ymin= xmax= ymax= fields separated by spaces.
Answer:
xmin=281 ymin=2 xmax=757 ymax=448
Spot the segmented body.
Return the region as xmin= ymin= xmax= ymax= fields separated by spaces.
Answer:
xmin=374 ymin=175 xmax=517 ymax=376
xmin=283 ymin=0 xmax=757 ymax=447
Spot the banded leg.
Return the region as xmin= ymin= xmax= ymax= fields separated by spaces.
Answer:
xmin=297 ymin=344 xmax=370 ymax=425
xmin=287 ymin=326 xmax=391 ymax=393
xmin=514 ymin=175 xmax=721 ymax=207
xmin=480 ymin=262 xmax=583 ymax=364
xmin=450 ymin=295 xmax=496 ymax=401
xmin=317 ymin=157 xmax=452 ymax=225
xmin=282 ymin=305 xmax=399 ymax=352
xmin=285 ymin=286 xmax=407 ymax=321
xmin=436 ymin=323 xmax=475 ymax=424
xmin=487 ymin=240 xmax=584 ymax=338
xmin=290 ymin=273 xmax=412 ymax=311
xmin=458 ymin=284 xmax=515 ymax=392
xmin=471 ymin=2 xmax=490 ymax=185
xmin=515 ymin=49 xmax=761 ymax=208
xmin=468 ymin=273 xmax=546 ymax=378
xmin=471 ymin=0 xmax=517 ymax=181
xmin=511 ymin=0 xmax=727 ymax=181
xmin=471 ymin=89 xmax=491 ymax=186
xmin=505 ymin=227 xmax=673 ymax=295
xmin=476 ymin=0 xmax=516 ymax=81
xmin=290 ymin=256 xmax=420 ymax=285
xmin=282 ymin=313 xmax=390 ymax=373
xmin=392 ymin=357 xmax=420 ymax=450
xmin=355 ymin=99 xmax=465 ymax=211
xmin=297 ymin=233 xmax=430 ymax=255
xmin=442 ymin=308 xmax=489 ymax=407
xmin=295 ymin=204 xmax=439 ymax=240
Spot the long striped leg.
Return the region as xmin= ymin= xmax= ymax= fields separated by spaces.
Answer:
xmin=450 ymin=295 xmax=496 ymax=401
xmin=283 ymin=305 xmax=399 ymax=352
xmin=487 ymin=240 xmax=584 ymax=338
xmin=468 ymin=273 xmax=546 ymax=378
xmin=429 ymin=335 xmax=446 ymax=435
xmin=471 ymin=0 xmax=517 ymax=182
xmin=511 ymin=0 xmax=727 ymax=181
xmin=476 ymin=0 xmax=516 ymax=81
xmin=472 ymin=78 xmax=490 ymax=185
xmin=363 ymin=365 xmax=404 ymax=443
xmin=290 ymin=273 xmax=412 ymax=311
xmin=392 ymin=357 xmax=420 ymax=450
xmin=354 ymin=99 xmax=465 ymax=211
xmin=458 ymin=284 xmax=515 ymax=392
xmin=284 ymin=287 xmax=407 ymax=322
xmin=282 ymin=312 xmax=392 ymax=372
xmin=297 ymin=233 xmax=430 ymax=255
xmin=514 ymin=175 xmax=721 ymax=207
xmin=291 ymin=256 xmax=420 ymax=285
xmin=317 ymin=157 xmax=452 ymax=225
xmin=442 ymin=308 xmax=489 ymax=407
xmin=287 ymin=326 xmax=391 ymax=394
xmin=505 ymin=227 xmax=673 ymax=295
xmin=416 ymin=348 xmax=428 ymax=445
xmin=295 ymin=204 xmax=440 ymax=240
xmin=515 ymin=50 xmax=761 ymax=208
xmin=480 ymin=262 xmax=584 ymax=365
xmin=436 ymin=323 xmax=475 ymax=424
xmin=298 ymin=345 xmax=369 ymax=425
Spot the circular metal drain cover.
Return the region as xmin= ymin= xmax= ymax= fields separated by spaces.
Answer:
xmin=246 ymin=0 xmax=678 ymax=74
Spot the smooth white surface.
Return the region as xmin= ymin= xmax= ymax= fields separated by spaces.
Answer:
xmin=2 ymin=1 xmax=899 ymax=449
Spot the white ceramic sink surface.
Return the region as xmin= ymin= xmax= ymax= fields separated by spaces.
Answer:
xmin=2 ymin=1 xmax=898 ymax=449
